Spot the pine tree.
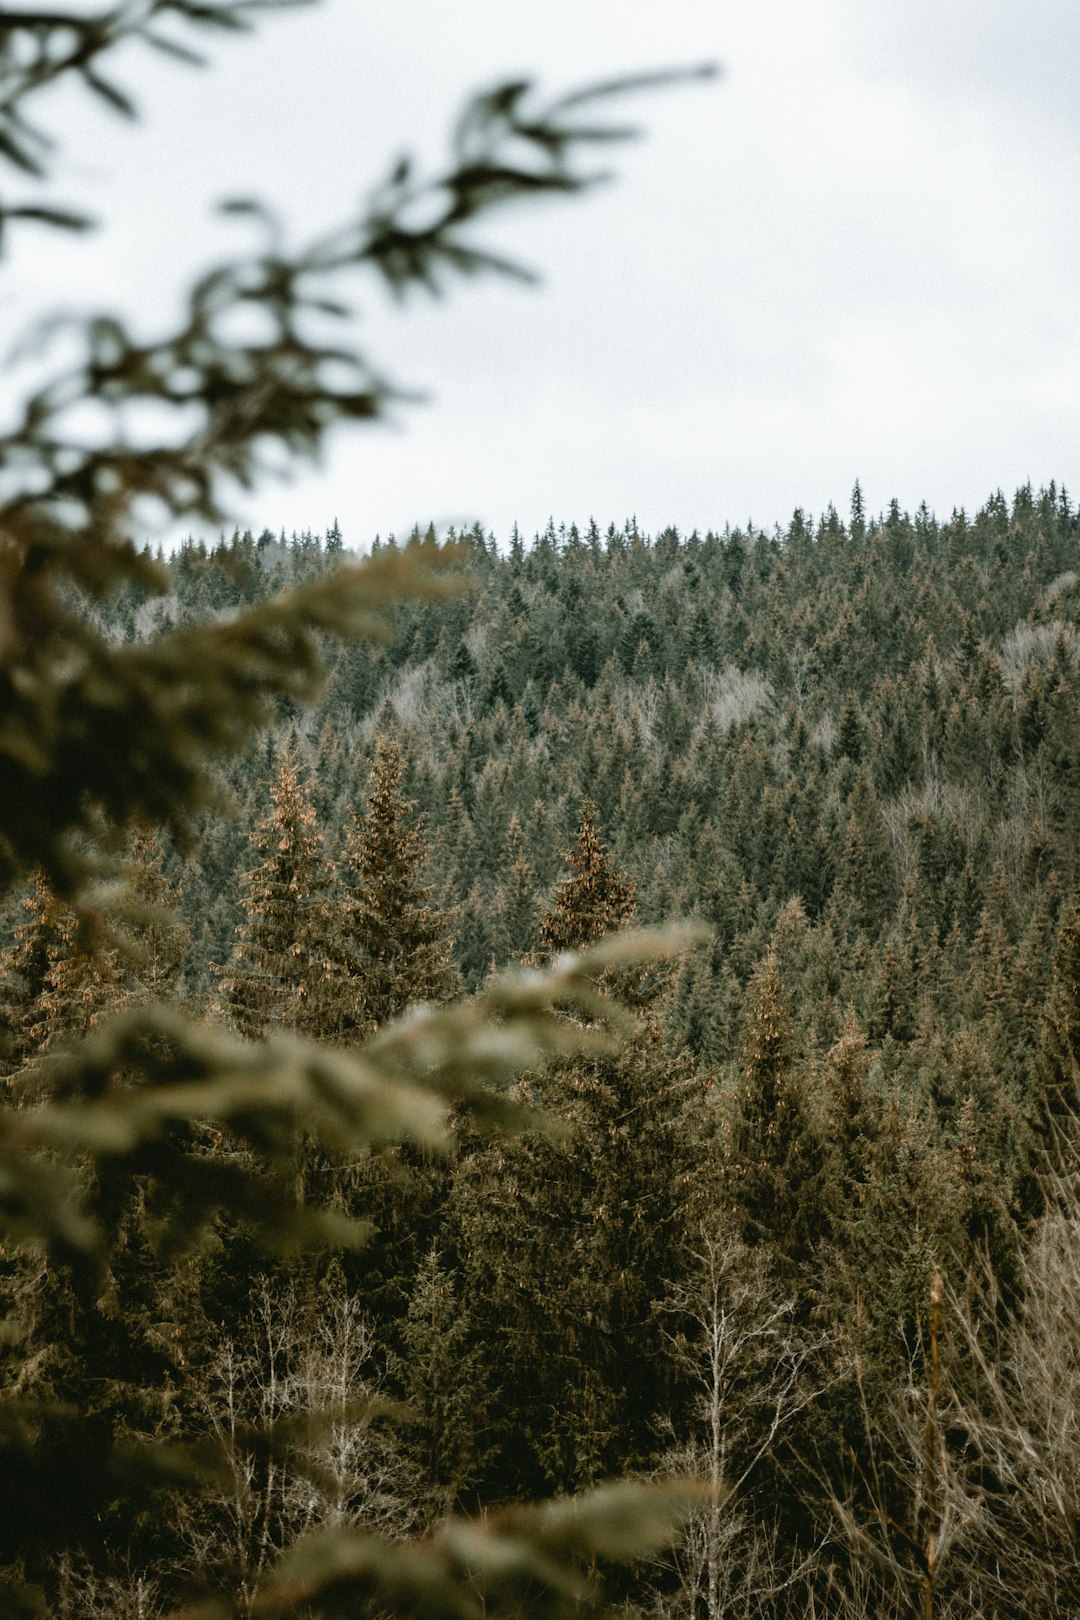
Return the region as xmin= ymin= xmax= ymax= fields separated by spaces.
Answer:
xmin=121 ymin=829 xmax=191 ymax=1009
xmin=540 ymin=798 xmax=635 ymax=955
xmin=726 ymin=952 xmax=826 ymax=1281
xmin=448 ymin=829 xmax=701 ymax=1499
xmin=26 ymin=890 xmax=127 ymax=1058
xmin=449 ymin=1023 xmax=700 ymax=1501
xmin=492 ymin=815 xmax=539 ymax=964
xmin=343 ymin=737 xmax=459 ymax=1032
xmin=218 ymin=753 xmax=352 ymax=1041
xmin=395 ymin=1244 xmax=489 ymax=1515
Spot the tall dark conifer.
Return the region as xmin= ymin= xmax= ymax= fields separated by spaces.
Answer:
xmin=726 ymin=951 xmax=826 ymax=1281
xmin=32 ymin=907 xmax=127 ymax=1053
xmin=540 ymin=798 xmax=634 ymax=955
xmin=122 ymin=829 xmax=191 ymax=1009
xmin=344 ymin=737 xmax=458 ymax=1033
xmin=339 ymin=739 xmax=460 ymax=1342
xmin=449 ymin=809 xmax=698 ymax=1499
xmin=218 ymin=754 xmax=351 ymax=1041
xmin=493 ymin=828 xmax=540 ymax=965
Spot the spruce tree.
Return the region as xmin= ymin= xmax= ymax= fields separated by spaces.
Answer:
xmin=1038 ymin=888 xmax=1080 ymax=1147
xmin=726 ymin=951 xmax=826 ymax=1281
xmin=120 ymin=829 xmax=191 ymax=1009
xmin=448 ymin=819 xmax=699 ymax=1498
xmin=0 ymin=855 xmax=195 ymax=1586
xmin=456 ymin=880 xmax=497 ymax=991
xmin=218 ymin=753 xmax=352 ymax=1041
xmin=540 ymin=798 xmax=635 ymax=955
xmin=343 ymin=737 xmax=458 ymax=1033
xmin=338 ymin=738 xmax=461 ymax=1344
xmin=32 ymin=905 xmax=128 ymax=1053
xmin=395 ymin=1244 xmax=490 ymax=1516
xmin=1 ymin=836 xmax=189 ymax=1081
xmin=25 ymin=856 xmax=183 ymax=1069
xmin=493 ymin=815 xmax=540 ymax=964
xmin=817 ymin=1016 xmax=881 ymax=1315
xmin=834 ymin=691 xmax=865 ymax=762
xmin=449 ymin=1030 xmax=700 ymax=1501
xmin=829 ymin=769 xmax=894 ymax=938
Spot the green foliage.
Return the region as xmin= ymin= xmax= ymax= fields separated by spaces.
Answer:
xmin=395 ymin=1245 xmax=488 ymax=1512
xmin=0 ymin=538 xmax=460 ymax=899
xmin=6 ymin=8 xmax=1080 ymax=1613
xmin=344 ymin=738 xmax=459 ymax=1033
xmin=725 ymin=951 xmax=826 ymax=1280
xmin=0 ymin=15 xmax=717 ymax=1614
xmin=218 ymin=754 xmax=352 ymax=1041
xmin=541 ymin=799 xmax=636 ymax=956
xmin=247 ymin=1476 xmax=703 ymax=1620
xmin=439 ymin=829 xmax=706 ymax=1505
xmin=0 ymin=872 xmax=64 ymax=1081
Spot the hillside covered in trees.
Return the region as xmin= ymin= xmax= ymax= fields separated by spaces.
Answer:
xmin=6 ymin=480 xmax=1080 ymax=1618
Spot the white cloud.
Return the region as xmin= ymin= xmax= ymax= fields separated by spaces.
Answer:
xmin=3 ymin=0 xmax=1078 ymax=544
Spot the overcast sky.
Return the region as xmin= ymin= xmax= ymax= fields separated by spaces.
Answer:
xmin=7 ymin=0 xmax=1080 ymax=547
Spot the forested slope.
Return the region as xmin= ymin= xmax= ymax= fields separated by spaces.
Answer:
xmin=5 ymin=480 xmax=1080 ymax=1617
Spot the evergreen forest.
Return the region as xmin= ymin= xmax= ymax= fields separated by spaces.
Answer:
xmin=7 ymin=481 xmax=1080 ymax=1617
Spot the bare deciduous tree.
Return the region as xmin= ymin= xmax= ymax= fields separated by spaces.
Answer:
xmin=174 ymin=1273 xmax=422 ymax=1607
xmin=651 ymin=1231 xmax=828 ymax=1620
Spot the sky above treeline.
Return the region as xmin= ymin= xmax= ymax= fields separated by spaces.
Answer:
xmin=7 ymin=0 xmax=1080 ymax=547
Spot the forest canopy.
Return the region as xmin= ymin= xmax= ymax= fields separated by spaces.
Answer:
xmin=5 ymin=8 xmax=1080 ymax=1620
xmin=6 ymin=481 xmax=1080 ymax=1619
xmin=0 ymin=5 xmax=715 ymax=1616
